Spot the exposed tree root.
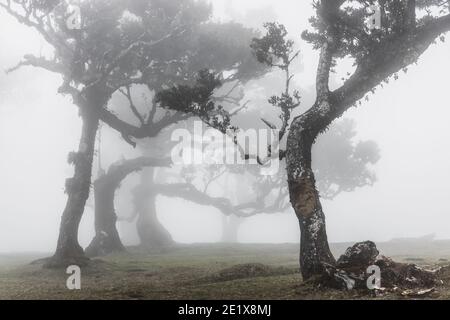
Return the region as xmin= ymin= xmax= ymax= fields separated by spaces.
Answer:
xmin=314 ymin=241 xmax=438 ymax=292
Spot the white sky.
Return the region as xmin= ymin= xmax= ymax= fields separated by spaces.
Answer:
xmin=1 ymin=1 xmax=450 ymax=252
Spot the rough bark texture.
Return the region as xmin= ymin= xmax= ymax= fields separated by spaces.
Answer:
xmin=286 ymin=112 xmax=336 ymax=279
xmin=45 ymin=108 xmax=99 ymax=268
xmin=135 ymin=169 xmax=174 ymax=249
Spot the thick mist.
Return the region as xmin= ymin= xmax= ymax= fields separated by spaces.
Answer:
xmin=1 ymin=0 xmax=450 ymax=254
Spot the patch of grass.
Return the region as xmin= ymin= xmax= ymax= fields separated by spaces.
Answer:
xmin=0 ymin=243 xmax=449 ymax=299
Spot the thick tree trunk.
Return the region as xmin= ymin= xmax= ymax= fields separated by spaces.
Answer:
xmin=285 ymin=106 xmax=438 ymax=290
xmin=85 ymin=178 xmax=125 ymax=257
xmin=135 ymin=169 xmax=174 ymax=249
xmin=286 ymin=114 xmax=336 ymax=280
xmin=45 ymin=110 xmax=99 ymax=268
xmin=291 ymin=175 xmax=336 ymax=280
xmin=292 ymin=171 xmax=335 ymax=279
xmin=286 ymin=116 xmax=437 ymax=289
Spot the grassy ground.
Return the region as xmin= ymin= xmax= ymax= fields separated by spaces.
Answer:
xmin=1 ymin=242 xmax=450 ymax=300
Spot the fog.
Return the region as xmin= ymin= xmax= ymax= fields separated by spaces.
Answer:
xmin=1 ymin=0 xmax=450 ymax=254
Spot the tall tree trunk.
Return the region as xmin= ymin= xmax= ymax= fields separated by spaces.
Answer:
xmin=286 ymin=115 xmax=336 ymax=280
xmin=85 ymin=177 xmax=125 ymax=257
xmin=45 ymin=110 xmax=99 ymax=268
xmin=135 ymin=168 xmax=174 ymax=249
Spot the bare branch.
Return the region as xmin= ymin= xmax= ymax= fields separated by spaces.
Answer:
xmin=6 ymin=54 xmax=64 ymax=74
xmin=119 ymin=86 xmax=145 ymax=125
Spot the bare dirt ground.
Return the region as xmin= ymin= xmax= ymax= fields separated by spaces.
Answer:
xmin=1 ymin=242 xmax=450 ymax=300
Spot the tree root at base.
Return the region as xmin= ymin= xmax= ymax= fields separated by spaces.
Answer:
xmin=312 ymin=241 xmax=439 ymax=294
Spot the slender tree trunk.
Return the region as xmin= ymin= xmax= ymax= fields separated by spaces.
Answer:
xmin=45 ymin=110 xmax=99 ymax=268
xmin=85 ymin=177 xmax=125 ymax=257
xmin=286 ymin=115 xmax=335 ymax=280
xmin=135 ymin=168 xmax=174 ymax=249
xmin=221 ymin=215 xmax=242 ymax=243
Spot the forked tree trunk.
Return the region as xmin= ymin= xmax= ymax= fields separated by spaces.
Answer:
xmin=135 ymin=169 xmax=174 ymax=249
xmin=286 ymin=115 xmax=336 ymax=280
xmin=45 ymin=110 xmax=99 ymax=268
